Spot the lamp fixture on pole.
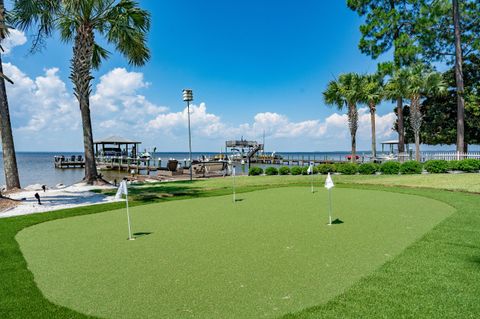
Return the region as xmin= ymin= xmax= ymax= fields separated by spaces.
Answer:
xmin=182 ymin=89 xmax=194 ymax=181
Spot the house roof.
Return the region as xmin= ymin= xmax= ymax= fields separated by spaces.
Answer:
xmin=94 ymin=136 xmax=141 ymax=144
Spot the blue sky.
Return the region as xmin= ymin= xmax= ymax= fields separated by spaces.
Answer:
xmin=3 ymin=0 xmax=400 ymax=152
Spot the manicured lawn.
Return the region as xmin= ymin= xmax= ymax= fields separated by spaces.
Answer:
xmin=113 ymin=174 xmax=480 ymax=202
xmin=16 ymin=187 xmax=453 ymax=318
xmin=1 ymin=175 xmax=480 ymax=318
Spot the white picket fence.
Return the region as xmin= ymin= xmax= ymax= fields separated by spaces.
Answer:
xmin=423 ymin=152 xmax=480 ymax=161
xmin=395 ymin=151 xmax=480 ymax=162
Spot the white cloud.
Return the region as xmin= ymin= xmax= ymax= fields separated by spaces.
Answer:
xmin=4 ymin=63 xmax=397 ymax=151
xmin=2 ymin=29 xmax=27 ymax=54
xmin=147 ymin=102 xmax=226 ymax=137
xmin=146 ymin=103 xmax=396 ymax=149
xmin=4 ymin=63 xmax=78 ymax=132
xmin=91 ymin=68 xmax=166 ymax=115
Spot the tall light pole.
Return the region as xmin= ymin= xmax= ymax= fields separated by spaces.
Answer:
xmin=183 ymin=89 xmax=193 ymax=181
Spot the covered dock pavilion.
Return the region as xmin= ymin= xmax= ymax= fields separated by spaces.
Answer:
xmin=94 ymin=136 xmax=141 ymax=158
xmin=380 ymin=140 xmax=411 ymax=154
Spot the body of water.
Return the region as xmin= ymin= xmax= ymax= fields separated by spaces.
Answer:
xmin=0 ymin=150 xmax=463 ymax=187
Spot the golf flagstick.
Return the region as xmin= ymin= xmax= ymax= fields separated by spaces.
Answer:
xmin=232 ymin=165 xmax=236 ymax=203
xmin=116 ymin=179 xmax=134 ymax=240
xmin=324 ymin=173 xmax=335 ymax=225
xmin=307 ymin=164 xmax=314 ymax=193
xmin=328 ymin=188 xmax=332 ymax=225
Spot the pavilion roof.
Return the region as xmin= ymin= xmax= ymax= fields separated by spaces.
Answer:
xmin=94 ymin=136 xmax=141 ymax=144
xmin=380 ymin=140 xmax=399 ymax=145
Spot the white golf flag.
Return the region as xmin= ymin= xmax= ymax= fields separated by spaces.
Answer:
xmin=307 ymin=164 xmax=313 ymax=174
xmin=324 ymin=173 xmax=334 ymax=190
xmin=232 ymin=166 xmax=236 ymax=176
xmin=115 ymin=180 xmax=128 ymax=199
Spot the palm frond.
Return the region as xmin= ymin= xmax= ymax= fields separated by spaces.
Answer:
xmin=92 ymin=42 xmax=110 ymax=69
xmin=103 ymin=0 xmax=151 ymax=66
xmin=8 ymin=0 xmax=61 ymax=52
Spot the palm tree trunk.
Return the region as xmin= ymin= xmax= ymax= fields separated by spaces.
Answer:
xmin=397 ymin=97 xmax=405 ymax=153
xmin=71 ymin=24 xmax=99 ymax=184
xmin=453 ymin=0 xmax=465 ymax=153
xmin=410 ymin=96 xmax=422 ymax=162
xmin=414 ymin=132 xmax=420 ymax=162
xmin=0 ymin=1 xmax=20 ymax=190
xmin=348 ymin=104 xmax=358 ymax=163
xmin=369 ymin=102 xmax=377 ymax=158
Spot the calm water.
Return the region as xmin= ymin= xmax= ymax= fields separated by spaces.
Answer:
xmin=0 ymin=150 xmax=463 ymax=187
xmin=0 ymin=151 xmax=357 ymax=187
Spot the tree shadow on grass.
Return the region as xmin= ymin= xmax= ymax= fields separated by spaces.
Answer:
xmin=468 ymin=256 xmax=480 ymax=266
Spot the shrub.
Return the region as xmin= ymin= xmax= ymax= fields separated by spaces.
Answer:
xmin=400 ymin=161 xmax=423 ymax=174
xmin=317 ymin=164 xmax=336 ymax=174
xmin=302 ymin=166 xmax=319 ymax=175
xmin=278 ymin=166 xmax=290 ymax=175
xmin=448 ymin=160 xmax=461 ymax=171
xmin=358 ymin=163 xmax=378 ymax=175
xmin=380 ymin=161 xmax=401 ymax=175
xmin=290 ymin=166 xmax=303 ymax=175
xmin=424 ymin=160 xmax=449 ymax=173
xmin=264 ymin=167 xmax=278 ymax=175
xmin=335 ymin=163 xmax=358 ymax=175
xmin=457 ymin=159 xmax=480 ymax=172
xmin=248 ymin=166 xmax=263 ymax=176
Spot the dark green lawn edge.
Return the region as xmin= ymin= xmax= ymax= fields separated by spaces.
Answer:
xmin=282 ymin=186 xmax=480 ymax=319
xmin=1 ymin=182 xmax=478 ymax=318
xmin=0 ymin=183 xmax=294 ymax=319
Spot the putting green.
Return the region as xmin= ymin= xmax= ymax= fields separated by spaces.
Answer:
xmin=17 ymin=187 xmax=454 ymax=318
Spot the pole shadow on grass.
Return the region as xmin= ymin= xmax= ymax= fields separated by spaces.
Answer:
xmin=330 ymin=218 xmax=344 ymax=225
xmin=133 ymin=232 xmax=153 ymax=238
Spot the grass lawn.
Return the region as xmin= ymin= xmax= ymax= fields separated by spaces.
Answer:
xmin=2 ymin=175 xmax=480 ymax=318
xmin=16 ymin=187 xmax=453 ymax=318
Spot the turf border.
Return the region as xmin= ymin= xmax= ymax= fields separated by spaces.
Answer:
xmin=1 ymin=181 xmax=479 ymax=318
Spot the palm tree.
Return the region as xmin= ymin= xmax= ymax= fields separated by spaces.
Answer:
xmin=452 ymin=0 xmax=465 ymax=153
xmin=10 ymin=0 xmax=151 ymax=184
xmin=384 ymin=68 xmax=410 ymax=158
xmin=360 ymin=74 xmax=384 ymax=159
xmin=323 ymin=73 xmax=363 ymax=163
xmin=404 ymin=65 xmax=447 ymax=161
xmin=0 ymin=0 xmax=20 ymax=190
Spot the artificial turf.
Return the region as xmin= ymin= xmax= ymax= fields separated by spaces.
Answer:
xmin=16 ymin=187 xmax=453 ymax=319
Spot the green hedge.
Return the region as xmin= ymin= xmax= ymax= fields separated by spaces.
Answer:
xmin=448 ymin=160 xmax=461 ymax=171
xmin=335 ymin=163 xmax=358 ymax=175
xmin=290 ymin=166 xmax=303 ymax=175
xmin=380 ymin=161 xmax=401 ymax=175
xmin=302 ymin=166 xmax=319 ymax=175
xmin=278 ymin=166 xmax=290 ymax=175
xmin=400 ymin=161 xmax=423 ymax=174
xmin=358 ymin=163 xmax=378 ymax=175
xmin=264 ymin=167 xmax=278 ymax=175
xmin=248 ymin=167 xmax=263 ymax=176
xmin=424 ymin=160 xmax=450 ymax=173
xmin=317 ymin=164 xmax=336 ymax=174
xmin=457 ymin=159 xmax=480 ymax=172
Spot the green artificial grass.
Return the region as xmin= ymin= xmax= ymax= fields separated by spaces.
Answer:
xmin=283 ymin=187 xmax=480 ymax=319
xmin=2 ymin=175 xmax=480 ymax=318
xmin=102 ymin=173 xmax=480 ymax=201
xmin=16 ymin=187 xmax=453 ymax=318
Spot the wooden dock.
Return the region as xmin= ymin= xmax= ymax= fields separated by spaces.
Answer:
xmin=54 ymin=161 xmax=85 ymax=169
xmin=96 ymin=156 xmax=163 ymax=173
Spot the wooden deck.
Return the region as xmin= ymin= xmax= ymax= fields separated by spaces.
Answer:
xmin=54 ymin=161 xmax=85 ymax=169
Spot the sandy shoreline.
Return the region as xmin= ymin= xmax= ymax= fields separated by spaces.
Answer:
xmin=0 ymin=183 xmax=120 ymax=219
